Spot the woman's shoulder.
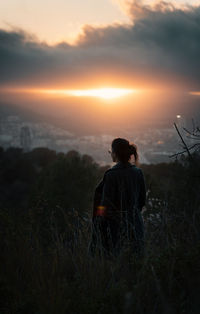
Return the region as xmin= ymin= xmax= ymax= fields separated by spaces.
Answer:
xmin=103 ymin=163 xmax=143 ymax=176
xmin=132 ymin=166 xmax=145 ymax=177
xmin=102 ymin=167 xmax=118 ymax=183
xmin=133 ymin=165 xmax=143 ymax=172
xmin=103 ymin=168 xmax=114 ymax=178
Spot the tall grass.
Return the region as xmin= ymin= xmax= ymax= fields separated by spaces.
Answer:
xmin=0 ymin=189 xmax=200 ymax=314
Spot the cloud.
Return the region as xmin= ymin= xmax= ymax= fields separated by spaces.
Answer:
xmin=110 ymin=0 xmax=131 ymax=15
xmin=0 ymin=1 xmax=200 ymax=89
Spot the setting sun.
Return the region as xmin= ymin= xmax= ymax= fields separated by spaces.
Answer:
xmin=67 ymin=88 xmax=135 ymax=99
xmin=1 ymin=87 xmax=137 ymax=99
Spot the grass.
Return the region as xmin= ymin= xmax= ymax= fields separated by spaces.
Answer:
xmin=0 ymin=195 xmax=200 ymax=314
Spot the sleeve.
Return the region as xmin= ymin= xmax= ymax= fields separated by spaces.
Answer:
xmin=92 ymin=179 xmax=104 ymax=219
xmin=99 ymin=172 xmax=117 ymax=218
xmin=138 ymin=169 xmax=146 ymax=211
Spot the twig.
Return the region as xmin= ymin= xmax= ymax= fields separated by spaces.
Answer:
xmin=174 ymin=123 xmax=192 ymax=157
xmin=169 ymin=143 xmax=200 ymax=158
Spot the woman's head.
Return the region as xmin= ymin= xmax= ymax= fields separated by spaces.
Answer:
xmin=110 ymin=138 xmax=138 ymax=165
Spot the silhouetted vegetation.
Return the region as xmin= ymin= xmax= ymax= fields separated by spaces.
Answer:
xmin=0 ymin=146 xmax=199 ymax=313
xmin=0 ymin=147 xmax=106 ymax=211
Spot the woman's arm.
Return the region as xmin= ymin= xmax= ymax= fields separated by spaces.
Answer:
xmin=92 ymin=179 xmax=104 ymax=218
xmin=99 ymin=172 xmax=118 ymax=218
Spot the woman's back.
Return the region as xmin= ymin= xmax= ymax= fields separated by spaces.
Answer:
xmin=91 ymin=161 xmax=146 ymax=257
xmin=90 ymin=137 xmax=146 ymax=257
xmin=99 ymin=161 xmax=146 ymax=220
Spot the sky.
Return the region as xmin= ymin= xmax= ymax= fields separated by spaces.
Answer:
xmin=0 ymin=0 xmax=200 ymax=131
xmin=0 ymin=0 xmax=131 ymax=44
xmin=0 ymin=0 xmax=199 ymax=44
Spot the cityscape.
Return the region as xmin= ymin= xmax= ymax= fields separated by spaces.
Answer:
xmin=0 ymin=107 xmax=194 ymax=165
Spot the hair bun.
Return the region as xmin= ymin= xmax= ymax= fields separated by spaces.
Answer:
xmin=129 ymin=144 xmax=136 ymax=155
xmin=111 ymin=137 xmax=138 ymax=164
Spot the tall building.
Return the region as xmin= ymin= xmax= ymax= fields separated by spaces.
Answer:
xmin=20 ymin=126 xmax=31 ymax=152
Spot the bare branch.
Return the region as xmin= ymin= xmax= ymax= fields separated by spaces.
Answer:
xmin=169 ymin=119 xmax=200 ymax=159
xmin=173 ymin=123 xmax=192 ymax=158
xmin=183 ymin=127 xmax=200 ymax=138
xmin=169 ymin=143 xmax=200 ymax=158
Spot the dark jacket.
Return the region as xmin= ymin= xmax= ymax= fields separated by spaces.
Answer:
xmin=90 ymin=161 xmax=146 ymax=256
xmin=93 ymin=161 xmax=146 ymax=219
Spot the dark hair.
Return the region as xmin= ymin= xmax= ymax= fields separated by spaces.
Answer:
xmin=111 ymin=137 xmax=138 ymax=165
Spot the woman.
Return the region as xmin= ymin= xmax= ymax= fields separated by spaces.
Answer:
xmin=89 ymin=137 xmax=146 ymax=258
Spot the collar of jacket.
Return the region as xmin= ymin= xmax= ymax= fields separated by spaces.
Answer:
xmin=111 ymin=161 xmax=135 ymax=170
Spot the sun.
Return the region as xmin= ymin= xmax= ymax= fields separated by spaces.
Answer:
xmin=0 ymin=87 xmax=137 ymax=99
xmin=68 ymin=88 xmax=135 ymax=99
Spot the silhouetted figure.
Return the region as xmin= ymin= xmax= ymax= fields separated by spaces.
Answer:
xmin=89 ymin=138 xmax=146 ymax=258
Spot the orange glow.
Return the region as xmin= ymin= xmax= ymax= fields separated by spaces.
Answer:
xmin=1 ymin=87 xmax=137 ymax=99
xmin=0 ymin=85 xmax=188 ymax=131
xmin=96 ymin=205 xmax=106 ymax=216
xmin=189 ymin=91 xmax=200 ymax=96
xmin=67 ymin=88 xmax=135 ymax=99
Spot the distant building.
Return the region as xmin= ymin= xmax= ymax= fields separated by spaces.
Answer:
xmin=20 ymin=126 xmax=31 ymax=152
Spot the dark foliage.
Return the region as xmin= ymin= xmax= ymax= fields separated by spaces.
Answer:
xmin=0 ymin=146 xmax=199 ymax=313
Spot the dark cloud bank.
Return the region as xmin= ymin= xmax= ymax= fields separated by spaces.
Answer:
xmin=0 ymin=1 xmax=200 ymax=89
